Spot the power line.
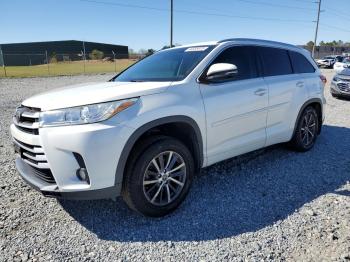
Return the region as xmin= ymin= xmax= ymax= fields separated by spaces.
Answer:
xmin=234 ymin=0 xmax=316 ymax=11
xmin=80 ymin=0 xmax=312 ymax=23
xmin=292 ymin=0 xmax=316 ymax=3
xmin=320 ymin=23 xmax=350 ymax=33
xmin=326 ymin=9 xmax=350 ymax=22
xmin=80 ymin=0 xmax=350 ymax=45
xmin=327 ymin=6 xmax=350 ymax=17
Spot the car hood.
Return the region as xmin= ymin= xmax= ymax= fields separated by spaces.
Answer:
xmin=22 ymin=81 xmax=171 ymax=111
xmin=337 ymin=72 xmax=350 ymax=78
xmin=317 ymin=59 xmax=333 ymax=62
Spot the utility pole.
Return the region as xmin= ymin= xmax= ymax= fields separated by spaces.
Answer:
xmin=170 ymin=0 xmax=173 ymax=48
xmin=312 ymin=0 xmax=322 ymax=58
xmin=112 ymin=51 xmax=117 ymax=72
xmin=82 ymin=41 xmax=87 ymax=73
xmin=0 ymin=48 xmax=6 ymax=77
xmin=45 ymin=50 xmax=50 ymax=76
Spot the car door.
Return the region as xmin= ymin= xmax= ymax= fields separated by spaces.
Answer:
xmin=199 ymin=45 xmax=268 ymax=165
xmin=257 ymin=46 xmax=308 ymax=146
xmin=289 ymin=50 xmax=321 ymax=98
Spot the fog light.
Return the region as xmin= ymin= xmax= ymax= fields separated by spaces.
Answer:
xmin=76 ymin=168 xmax=90 ymax=183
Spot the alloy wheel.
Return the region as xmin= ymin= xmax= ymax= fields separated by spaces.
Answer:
xmin=300 ymin=112 xmax=317 ymax=147
xmin=142 ymin=151 xmax=187 ymax=206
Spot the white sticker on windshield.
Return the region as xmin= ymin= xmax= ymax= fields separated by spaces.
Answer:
xmin=185 ymin=46 xmax=209 ymax=52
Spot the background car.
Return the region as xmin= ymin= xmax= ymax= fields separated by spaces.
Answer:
xmin=331 ymin=73 xmax=350 ymax=98
xmin=316 ymin=55 xmax=343 ymax=68
xmin=333 ymin=57 xmax=350 ymax=74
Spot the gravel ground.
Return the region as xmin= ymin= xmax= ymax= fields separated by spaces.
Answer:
xmin=1 ymin=70 xmax=349 ymax=261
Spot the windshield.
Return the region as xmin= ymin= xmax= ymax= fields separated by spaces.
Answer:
xmin=323 ymin=56 xmax=334 ymax=59
xmin=114 ymin=46 xmax=215 ymax=82
xmin=343 ymin=58 xmax=350 ymax=64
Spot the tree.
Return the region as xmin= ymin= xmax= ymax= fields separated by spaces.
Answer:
xmin=146 ymin=49 xmax=156 ymax=56
xmin=89 ymin=49 xmax=104 ymax=60
xmin=50 ymin=52 xmax=57 ymax=63
xmin=128 ymin=48 xmax=136 ymax=55
xmin=162 ymin=45 xmax=171 ymax=50
xmin=306 ymin=41 xmax=314 ymax=49
xmin=138 ymin=49 xmax=147 ymax=55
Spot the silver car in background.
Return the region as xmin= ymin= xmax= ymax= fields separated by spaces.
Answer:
xmin=333 ymin=57 xmax=350 ymax=74
xmin=316 ymin=55 xmax=342 ymax=68
xmin=331 ymin=74 xmax=350 ymax=98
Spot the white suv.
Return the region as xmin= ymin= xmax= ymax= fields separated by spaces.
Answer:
xmin=11 ymin=38 xmax=326 ymax=217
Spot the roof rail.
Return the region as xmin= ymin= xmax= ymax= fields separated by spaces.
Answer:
xmin=218 ymin=38 xmax=299 ymax=49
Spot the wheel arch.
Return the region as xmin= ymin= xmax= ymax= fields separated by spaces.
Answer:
xmin=292 ymin=98 xmax=323 ymax=137
xmin=114 ymin=115 xmax=204 ymax=188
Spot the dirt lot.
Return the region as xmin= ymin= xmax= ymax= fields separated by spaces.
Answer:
xmin=0 ymin=70 xmax=349 ymax=261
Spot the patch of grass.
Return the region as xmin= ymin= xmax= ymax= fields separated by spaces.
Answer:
xmin=0 ymin=59 xmax=137 ymax=78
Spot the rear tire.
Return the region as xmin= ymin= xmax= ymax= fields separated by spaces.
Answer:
xmin=122 ymin=136 xmax=194 ymax=217
xmin=290 ymin=106 xmax=319 ymax=152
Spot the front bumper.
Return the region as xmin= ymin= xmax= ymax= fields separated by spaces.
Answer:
xmin=11 ymin=119 xmax=135 ymax=199
xmin=317 ymin=61 xmax=332 ymax=67
xmin=331 ymin=81 xmax=350 ymax=97
xmin=15 ymin=157 xmax=117 ymax=199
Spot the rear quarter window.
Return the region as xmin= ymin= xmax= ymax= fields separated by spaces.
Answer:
xmin=289 ymin=51 xmax=316 ymax=74
xmin=258 ymin=46 xmax=293 ymax=77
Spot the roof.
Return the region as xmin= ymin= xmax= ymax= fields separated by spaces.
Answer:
xmin=219 ymin=38 xmax=298 ymax=48
xmin=176 ymin=38 xmax=302 ymax=52
xmin=171 ymin=41 xmax=218 ymax=49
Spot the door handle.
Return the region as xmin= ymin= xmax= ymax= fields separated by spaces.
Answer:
xmin=254 ymin=88 xmax=267 ymax=96
xmin=296 ymin=81 xmax=304 ymax=88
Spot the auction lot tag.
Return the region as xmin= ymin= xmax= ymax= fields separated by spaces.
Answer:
xmin=185 ymin=46 xmax=208 ymax=52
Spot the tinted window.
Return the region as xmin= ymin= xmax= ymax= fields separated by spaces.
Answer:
xmin=258 ymin=47 xmax=293 ymax=77
xmin=210 ymin=46 xmax=258 ymax=81
xmin=289 ymin=51 xmax=316 ymax=73
xmin=114 ymin=46 xmax=215 ymax=82
xmin=336 ymin=56 xmax=343 ymax=62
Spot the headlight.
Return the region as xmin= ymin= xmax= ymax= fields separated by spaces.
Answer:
xmin=39 ymin=98 xmax=138 ymax=127
xmin=333 ymin=76 xmax=341 ymax=82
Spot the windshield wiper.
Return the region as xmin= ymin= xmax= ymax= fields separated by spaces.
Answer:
xmin=130 ymin=79 xmax=145 ymax=82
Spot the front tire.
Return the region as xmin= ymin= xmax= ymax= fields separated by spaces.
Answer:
xmin=122 ymin=137 xmax=194 ymax=217
xmin=290 ymin=106 xmax=319 ymax=152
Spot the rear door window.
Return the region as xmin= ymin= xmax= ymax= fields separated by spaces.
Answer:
xmin=289 ymin=51 xmax=316 ymax=73
xmin=258 ymin=47 xmax=293 ymax=77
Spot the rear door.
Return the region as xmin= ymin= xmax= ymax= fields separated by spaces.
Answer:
xmin=289 ymin=50 xmax=320 ymax=98
xmin=199 ymin=45 xmax=268 ymax=165
xmin=257 ymin=46 xmax=308 ymax=146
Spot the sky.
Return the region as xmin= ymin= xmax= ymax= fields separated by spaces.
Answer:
xmin=1 ymin=0 xmax=349 ymax=51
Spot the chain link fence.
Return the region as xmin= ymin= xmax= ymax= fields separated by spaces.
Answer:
xmin=0 ymin=50 xmax=137 ymax=77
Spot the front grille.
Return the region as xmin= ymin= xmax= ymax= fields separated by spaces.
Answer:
xmin=12 ymin=106 xmax=56 ymax=184
xmin=337 ymin=83 xmax=350 ymax=93
xmin=14 ymin=138 xmax=49 ymax=169
xmin=13 ymin=138 xmax=56 ymax=184
xmin=341 ymin=78 xmax=350 ymax=82
xmin=31 ymin=166 xmax=55 ymax=183
xmin=13 ymin=106 xmax=40 ymax=135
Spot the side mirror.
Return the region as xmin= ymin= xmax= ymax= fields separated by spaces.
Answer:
xmin=205 ymin=63 xmax=238 ymax=82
